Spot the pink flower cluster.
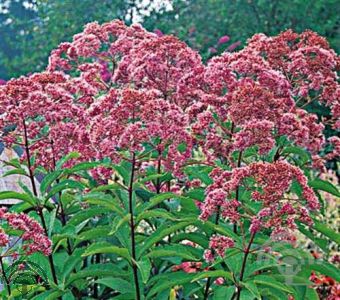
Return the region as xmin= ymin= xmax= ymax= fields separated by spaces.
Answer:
xmin=0 ymin=208 xmax=52 ymax=256
xmin=172 ymin=261 xmax=202 ymax=273
xmin=1 ymin=21 xmax=338 ymax=177
xmin=0 ymin=20 xmax=201 ymax=177
xmin=204 ymin=235 xmax=234 ymax=262
xmin=191 ymin=29 xmax=339 ymax=163
xmin=199 ymin=161 xmax=319 ymax=240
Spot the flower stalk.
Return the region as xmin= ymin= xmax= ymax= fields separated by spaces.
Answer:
xmin=23 ymin=120 xmax=59 ymax=285
xmin=128 ymin=152 xmax=141 ymax=300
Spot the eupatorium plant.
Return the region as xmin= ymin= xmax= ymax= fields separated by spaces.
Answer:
xmin=0 ymin=20 xmax=339 ymax=299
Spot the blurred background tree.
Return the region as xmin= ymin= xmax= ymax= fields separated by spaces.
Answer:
xmin=144 ymin=0 xmax=339 ymax=59
xmin=0 ymin=0 xmax=339 ymax=80
xmin=0 ymin=0 xmax=169 ymax=79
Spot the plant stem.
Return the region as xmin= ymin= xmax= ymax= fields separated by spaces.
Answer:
xmin=128 ymin=152 xmax=141 ymax=300
xmin=22 ymin=120 xmax=59 ymax=285
xmin=203 ymin=207 xmax=221 ymax=300
xmin=155 ymin=151 xmax=162 ymax=194
xmin=235 ymin=232 xmax=256 ymax=300
xmin=234 ymin=151 xmax=243 ymax=234
xmin=0 ymin=256 xmax=11 ymax=296
xmin=51 ymin=142 xmax=72 ymax=254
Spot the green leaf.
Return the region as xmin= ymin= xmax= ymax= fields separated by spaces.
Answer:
xmin=143 ymin=192 xmax=178 ymax=210
xmin=82 ymin=242 xmax=130 ymax=262
xmin=146 ymin=272 xmax=197 ymax=299
xmin=309 ymin=178 xmax=340 ymax=197
xmin=92 ymin=183 xmax=121 ymax=192
xmin=46 ymin=179 xmax=85 ymax=199
xmin=135 ymin=188 xmax=154 ymax=202
xmin=191 ymin=270 xmax=234 ymax=283
xmin=96 ymin=277 xmax=132 ymax=294
xmin=76 ymin=226 xmax=112 ymax=244
xmin=195 ymin=220 xmax=240 ymax=241
xmin=297 ymin=223 xmax=329 ymax=253
xmin=81 ymin=192 xmax=124 ymax=216
xmin=243 ymin=281 xmax=261 ymax=299
xmin=171 ymin=232 xmax=209 ymax=249
xmin=48 ymin=208 xmax=57 ymax=237
xmin=299 ymin=261 xmax=340 ymax=281
xmin=140 ymin=192 xmax=196 ymax=214
xmin=110 ymin=214 xmax=130 ymax=235
xmin=65 ymin=161 xmax=103 ymax=174
xmin=68 ymin=207 xmax=108 ymax=226
xmin=2 ymin=168 xmax=28 ymax=177
xmin=62 ymin=248 xmax=85 ymax=281
xmin=313 ymin=220 xmax=340 ymax=244
xmin=66 ymin=264 xmax=129 ymax=286
xmin=0 ymin=191 xmax=36 ymax=206
xmin=55 ymin=152 xmax=81 ymax=170
xmin=146 ymin=245 xmax=200 ymax=261
xmin=138 ymin=220 xmax=193 ymax=257
xmin=113 ymin=163 xmax=130 ymax=184
xmin=243 ymin=259 xmax=279 ymax=279
xmin=137 ymin=257 xmax=152 ymax=284
xmin=40 ymin=170 xmax=63 ymax=194
xmin=213 ymin=286 xmax=235 ymax=300
xmin=252 ymin=275 xmax=294 ymax=294
xmin=305 ymin=288 xmax=319 ymax=300
xmin=31 ymin=290 xmax=64 ymax=300
xmin=282 ymin=146 xmax=310 ymax=165
xmin=136 ymin=209 xmax=177 ymax=223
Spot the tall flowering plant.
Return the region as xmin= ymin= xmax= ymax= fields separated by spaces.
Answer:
xmin=0 ymin=20 xmax=339 ymax=299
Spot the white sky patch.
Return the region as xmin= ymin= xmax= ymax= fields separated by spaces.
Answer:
xmin=127 ymin=0 xmax=173 ymax=23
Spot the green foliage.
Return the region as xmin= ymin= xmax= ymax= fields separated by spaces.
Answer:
xmin=0 ymin=148 xmax=338 ymax=299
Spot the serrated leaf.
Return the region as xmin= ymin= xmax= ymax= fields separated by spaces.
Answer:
xmin=68 ymin=207 xmax=108 ymax=226
xmin=252 ymin=275 xmax=294 ymax=294
xmin=136 ymin=209 xmax=177 ymax=223
xmin=48 ymin=208 xmax=57 ymax=237
xmin=110 ymin=214 xmax=130 ymax=235
xmin=243 ymin=281 xmax=261 ymax=299
xmin=146 ymin=245 xmax=200 ymax=261
xmin=96 ymin=277 xmax=132 ymax=294
xmin=81 ymin=192 xmax=124 ymax=216
xmin=138 ymin=220 xmax=193 ymax=257
xmin=137 ymin=257 xmax=152 ymax=284
xmin=82 ymin=242 xmax=130 ymax=262
xmin=66 ymin=264 xmax=129 ymax=286
xmin=76 ymin=226 xmax=112 ymax=244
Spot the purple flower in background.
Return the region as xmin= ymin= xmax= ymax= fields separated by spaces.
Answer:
xmin=218 ymin=35 xmax=230 ymax=45
xmin=154 ymin=29 xmax=163 ymax=37
xmin=208 ymin=47 xmax=218 ymax=54
xmin=227 ymin=41 xmax=241 ymax=52
xmin=0 ymin=79 xmax=6 ymax=85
